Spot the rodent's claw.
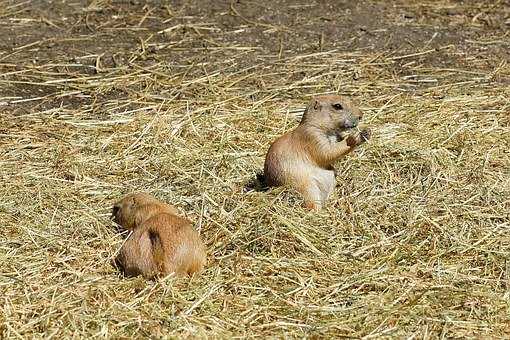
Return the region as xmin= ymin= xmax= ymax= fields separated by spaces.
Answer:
xmin=360 ymin=128 xmax=371 ymax=142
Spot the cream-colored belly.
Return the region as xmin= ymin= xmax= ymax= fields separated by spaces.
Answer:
xmin=312 ymin=167 xmax=336 ymax=201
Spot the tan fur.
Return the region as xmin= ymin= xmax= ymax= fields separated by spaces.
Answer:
xmin=112 ymin=193 xmax=206 ymax=279
xmin=264 ymin=95 xmax=371 ymax=210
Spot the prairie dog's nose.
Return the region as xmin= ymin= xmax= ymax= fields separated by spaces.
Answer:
xmin=346 ymin=116 xmax=359 ymax=128
xmin=112 ymin=204 xmax=120 ymax=218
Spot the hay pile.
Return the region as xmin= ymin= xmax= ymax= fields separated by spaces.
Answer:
xmin=1 ymin=1 xmax=509 ymax=337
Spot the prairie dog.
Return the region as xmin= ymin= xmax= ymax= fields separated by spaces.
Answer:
xmin=112 ymin=193 xmax=206 ymax=278
xmin=264 ymin=95 xmax=370 ymax=210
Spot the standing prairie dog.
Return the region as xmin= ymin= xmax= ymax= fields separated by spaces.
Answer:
xmin=112 ymin=193 xmax=206 ymax=279
xmin=264 ymin=95 xmax=370 ymax=210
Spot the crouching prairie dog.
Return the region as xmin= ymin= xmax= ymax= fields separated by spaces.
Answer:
xmin=264 ymin=95 xmax=370 ymax=210
xmin=112 ymin=193 xmax=206 ymax=279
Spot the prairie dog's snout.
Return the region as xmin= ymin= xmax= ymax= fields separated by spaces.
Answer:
xmin=344 ymin=115 xmax=360 ymax=129
xmin=111 ymin=204 xmax=121 ymax=220
xmin=337 ymin=101 xmax=363 ymax=130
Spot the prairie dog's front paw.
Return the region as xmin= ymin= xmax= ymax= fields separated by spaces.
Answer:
xmin=360 ymin=128 xmax=371 ymax=143
xmin=346 ymin=128 xmax=371 ymax=147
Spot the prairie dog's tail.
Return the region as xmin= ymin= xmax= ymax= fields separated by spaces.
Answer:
xmin=244 ymin=171 xmax=269 ymax=192
xmin=148 ymin=229 xmax=165 ymax=272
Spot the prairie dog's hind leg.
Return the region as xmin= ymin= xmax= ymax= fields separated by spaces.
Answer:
xmin=314 ymin=169 xmax=336 ymax=204
xmin=300 ymin=181 xmax=323 ymax=211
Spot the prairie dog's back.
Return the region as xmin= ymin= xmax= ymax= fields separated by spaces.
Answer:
xmin=144 ymin=213 xmax=206 ymax=276
xmin=264 ymin=130 xmax=312 ymax=186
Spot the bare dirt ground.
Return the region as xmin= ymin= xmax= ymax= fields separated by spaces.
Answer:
xmin=1 ymin=0 xmax=509 ymax=338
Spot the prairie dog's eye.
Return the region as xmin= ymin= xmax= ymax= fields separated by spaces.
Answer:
xmin=332 ymin=103 xmax=343 ymax=110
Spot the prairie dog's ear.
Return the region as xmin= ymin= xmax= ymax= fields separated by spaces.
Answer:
xmin=313 ymin=99 xmax=321 ymax=111
xmin=305 ymin=99 xmax=321 ymax=114
xmin=130 ymin=196 xmax=138 ymax=206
